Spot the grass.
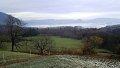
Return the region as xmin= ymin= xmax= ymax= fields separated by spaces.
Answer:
xmin=23 ymin=36 xmax=82 ymax=52
xmin=6 ymin=55 xmax=75 ymax=68
xmin=5 ymin=55 xmax=120 ymax=68
xmin=25 ymin=36 xmax=82 ymax=49
xmin=0 ymin=36 xmax=119 ymax=68
xmin=1 ymin=36 xmax=117 ymax=56
xmin=0 ymin=36 xmax=82 ymax=52
xmin=0 ymin=51 xmax=37 ymax=63
xmin=95 ymin=49 xmax=113 ymax=53
xmin=52 ymin=36 xmax=82 ymax=49
xmin=0 ymin=36 xmax=114 ymax=55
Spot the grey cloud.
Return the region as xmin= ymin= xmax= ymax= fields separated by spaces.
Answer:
xmin=0 ymin=0 xmax=120 ymax=13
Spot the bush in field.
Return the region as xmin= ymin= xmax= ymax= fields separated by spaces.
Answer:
xmin=81 ymin=45 xmax=95 ymax=55
xmin=81 ymin=36 xmax=103 ymax=55
xmin=34 ymin=35 xmax=54 ymax=55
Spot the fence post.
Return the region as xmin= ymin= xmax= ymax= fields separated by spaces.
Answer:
xmin=3 ymin=51 xmax=6 ymax=63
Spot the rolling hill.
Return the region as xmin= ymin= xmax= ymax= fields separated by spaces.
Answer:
xmin=0 ymin=12 xmax=8 ymax=25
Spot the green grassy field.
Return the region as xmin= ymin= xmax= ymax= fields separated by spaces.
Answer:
xmin=26 ymin=36 xmax=82 ymax=49
xmin=52 ymin=36 xmax=82 ymax=49
xmin=0 ymin=36 xmax=114 ymax=55
xmin=0 ymin=51 xmax=37 ymax=64
xmin=0 ymin=36 xmax=119 ymax=68
xmin=0 ymin=36 xmax=82 ymax=52
xmin=0 ymin=51 xmax=35 ymax=59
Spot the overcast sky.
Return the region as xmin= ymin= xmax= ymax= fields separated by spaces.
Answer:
xmin=0 ymin=0 xmax=120 ymax=20
xmin=0 ymin=0 xmax=120 ymax=27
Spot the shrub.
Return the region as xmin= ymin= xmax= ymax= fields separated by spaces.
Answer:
xmin=81 ymin=36 xmax=103 ymax=55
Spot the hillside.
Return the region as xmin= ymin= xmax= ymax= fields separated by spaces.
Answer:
xmin=0 ymin=12 xmax=8 ymax=25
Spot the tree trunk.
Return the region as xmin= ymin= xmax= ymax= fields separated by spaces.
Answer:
xmin=11 ymin=38 xmax=14 ymax=51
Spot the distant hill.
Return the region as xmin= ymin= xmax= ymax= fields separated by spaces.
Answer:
xmin=24 ymin=19 xmax=83 ymax=27
xmin=84 ymin=18 xmax=120 ymax=27
xmin=0 ymin=12 xmax=8 ymax=25
xmin=0 ymin=12 xmax=120 ymax=28
xmin=25 ymin=18 xmax=120 ymax=28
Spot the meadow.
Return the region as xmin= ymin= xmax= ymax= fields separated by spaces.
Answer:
xmin=0 ymin=36 xmax=119 ymax=68
xmin=52 ymin=36 xmax=81 ymax=49
xmin=27 ymin=36 xmax=81 ymax=48
xmin=0 ymin=51 xmax=38 ymax=67
xmin=1 ymin=36 xmax=82 ymax=52
xmin=0 ymin=36 xmax=82 ymax=67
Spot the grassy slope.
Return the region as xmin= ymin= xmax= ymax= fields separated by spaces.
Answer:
xmin=25 ymin=36 xmax=82 ymax=49
xmin=2 ymin=36 xmax=82 ymax=51
xmin=0 ymin=51 xmax=36 ymax=63
xmin=18 ymin=36 xmax=82 ymax=52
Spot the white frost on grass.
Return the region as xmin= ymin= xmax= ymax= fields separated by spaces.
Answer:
xmin=59 ymin=55 xmax=120 ymax=68
xmin=6 ymin=55 xmax=120 ymax=68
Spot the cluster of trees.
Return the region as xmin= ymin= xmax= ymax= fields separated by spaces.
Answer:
xmin=22 ymin=27 xmax=39 ymax=37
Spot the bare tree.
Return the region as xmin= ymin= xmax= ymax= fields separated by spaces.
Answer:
xmin=34 ymin=35 xmax=54 ymax=55
xmin=5 ymin=15 xmax=24 ymax=51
